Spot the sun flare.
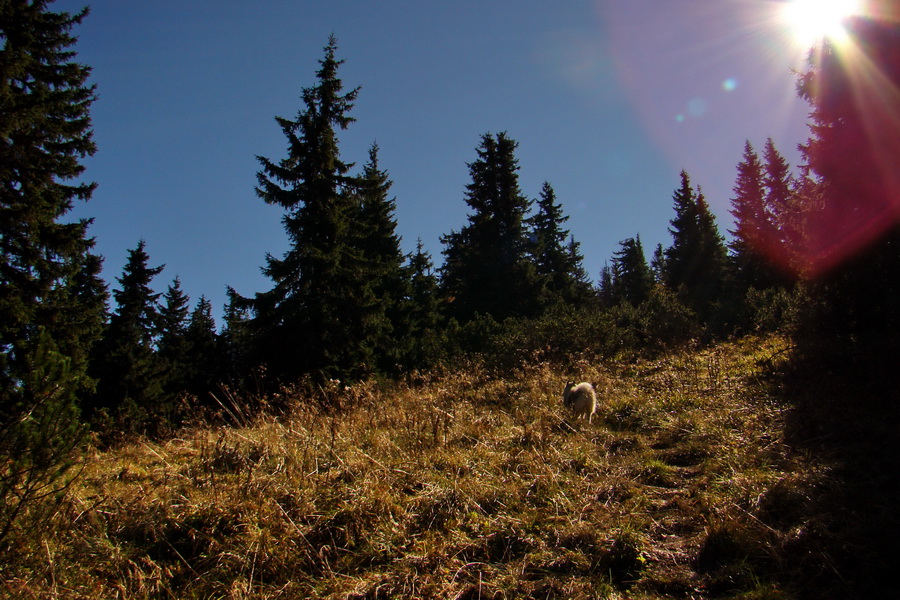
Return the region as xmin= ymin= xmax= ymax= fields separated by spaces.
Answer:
xmin=781 ymin=0 xmax=861 ymax=47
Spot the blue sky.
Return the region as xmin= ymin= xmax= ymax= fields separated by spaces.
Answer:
xmin=60 ymin=0 xmax=813 ymax=324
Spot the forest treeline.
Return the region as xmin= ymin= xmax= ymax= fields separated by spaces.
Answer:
xmin=81 ymin=40 xmax=802 ymax=431
xmin=2 ymin=2 xmax=899 ymax=546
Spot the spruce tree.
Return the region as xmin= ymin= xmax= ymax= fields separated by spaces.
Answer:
xmin=761 ymin=138 xmax=799 ymax=283
xmin=729 ymin=141 xmax=773 ymax=292
xmin=221 ymin=291 xmax=253 ymax=382
xmin=650 ymin=243 xmax=666 ymax=284
xmin=157 ymin=277 xmax=191 ymax=405
xmin=182 ymin=296 xmax=221 ymax=401
xmin=440 ymin=132 xmax=541 ymax=322
xmin=611 ymin=235 xmax=653 ymax=307
xmin=351 ymin=142 xmax=406 ymax=370
xmin=406 ymin=240 xmax=441 ymax=332
xmin=788 ymin=19 xmax=900 ymax=596
xmin=88 ymin=241 xmax=166 ymax=434
xmin=785 ymin=165 xmax=819 ymax=272
xmin=354 ymin=143 xmax=404 ymax=280
xmin=663 ymin=171 xmax=727 ymax=325
xmin=598 ymin=263 xmax=616 ymax=308
xmin=795 ymin=16 xmax=900 ymax=367
xmin=527 ymin=182 xmax=593 ymax=307
xmin=238 ymin=36 xmax=381 ymax=380
xmin=694 ymin=189 xmax=729 ymax=325
xmin=566 ymin=236 xmax=594 ymax=302
xmin=663 ymin=171 xmax=702 ymax=291
xmin=157 ymin=278 xmax=190 ymax=365
xmin=397 ymin=239 xmax=443 ymax=369
xmin=0 ymin=0 xmax=103 ymax=542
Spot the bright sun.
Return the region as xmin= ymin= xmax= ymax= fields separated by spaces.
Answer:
xmin=781 ymin=0 xmax=862 ymax=47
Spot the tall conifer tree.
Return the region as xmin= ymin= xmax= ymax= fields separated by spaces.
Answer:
xmin=406 ymin=240 xmax=441 ymax=333
xmin=566 ymin=236 xmax=594 ymax=301
xmin=221 ymin=292 xmax=252 ymax=381
xmin=527 ymin=182 xmax=593 ymax=307
xmin=729 ymin=141 xmax=774 ymax=291
xmin=440 ymin=132 xmax=541 ymax=322
xmin=88 ymin=241 xmax=165 ymax=432
xmin=650 ymin=243 xmax=666 ymax=284
xmin=598 ymin=263 xmax=616 ymax=308
xmin=158 ymin=278 xmax=190 ymax=363
xmin=730 ymin=138 xmax=800 ymax=301
xmin=354 ymin=143 xmax=404 ymax=279
xmin=664 ymin=171 xmax=702 ymax=291
xmin=239 ymin=36 xmax=381 ymax=380
xmin=663 ymin=171 xmax=727 ymax=325
xmin=795 ymin=15 xmax=900 ymax=365
xmin=695 ymin=189 xmax=728 ymax=323
xmin=0 ymin=0 xmax=103 ymax=541
xmin=788 ymin=18 xmax=900 ymax=595
xmin=761 ymin=137 xmax=803 ymax=283
xmin=611 ymin=235 xmax=653 ymax=307
xmin=351 ymin=142 xmax=406 ymax=369
xmin=396 ymin=239 xmax=442 ymax=369
xmin=157 ymin=277 xmax=191 ymax=405
xmin=182 ymin=296 xmax=221 ymax=401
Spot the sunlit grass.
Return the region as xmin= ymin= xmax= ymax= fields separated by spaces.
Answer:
xmin=3 ymin=334 xmax=856 ymax=599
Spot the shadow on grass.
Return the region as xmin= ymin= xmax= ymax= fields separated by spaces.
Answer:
xmin=778 ymin=355 xmax=900 ymax=599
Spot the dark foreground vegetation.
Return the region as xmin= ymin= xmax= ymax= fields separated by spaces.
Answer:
xmin=3 ymin=1 xmax=900 ymax=598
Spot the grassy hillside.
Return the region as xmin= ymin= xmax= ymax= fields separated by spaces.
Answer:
xmin=3 ymin=335 xmax=888 ymax=599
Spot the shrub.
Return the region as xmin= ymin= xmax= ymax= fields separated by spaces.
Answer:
xmin=745 ymin=287 xmax=799 ymax=333
xmin=476 ymin=305 xmax=620 ymax=370
xmin=0 ymin=332 xmax=86 ymax=546
xmin=635 ymin=286 xmax=700 ymax=347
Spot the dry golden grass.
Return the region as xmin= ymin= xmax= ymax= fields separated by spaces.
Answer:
xmin=4 ymin=335 xmax=838 ymax=599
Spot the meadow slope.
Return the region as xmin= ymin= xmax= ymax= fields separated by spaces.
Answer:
xmin=4 ymin=336 xmax=876 ymax=599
